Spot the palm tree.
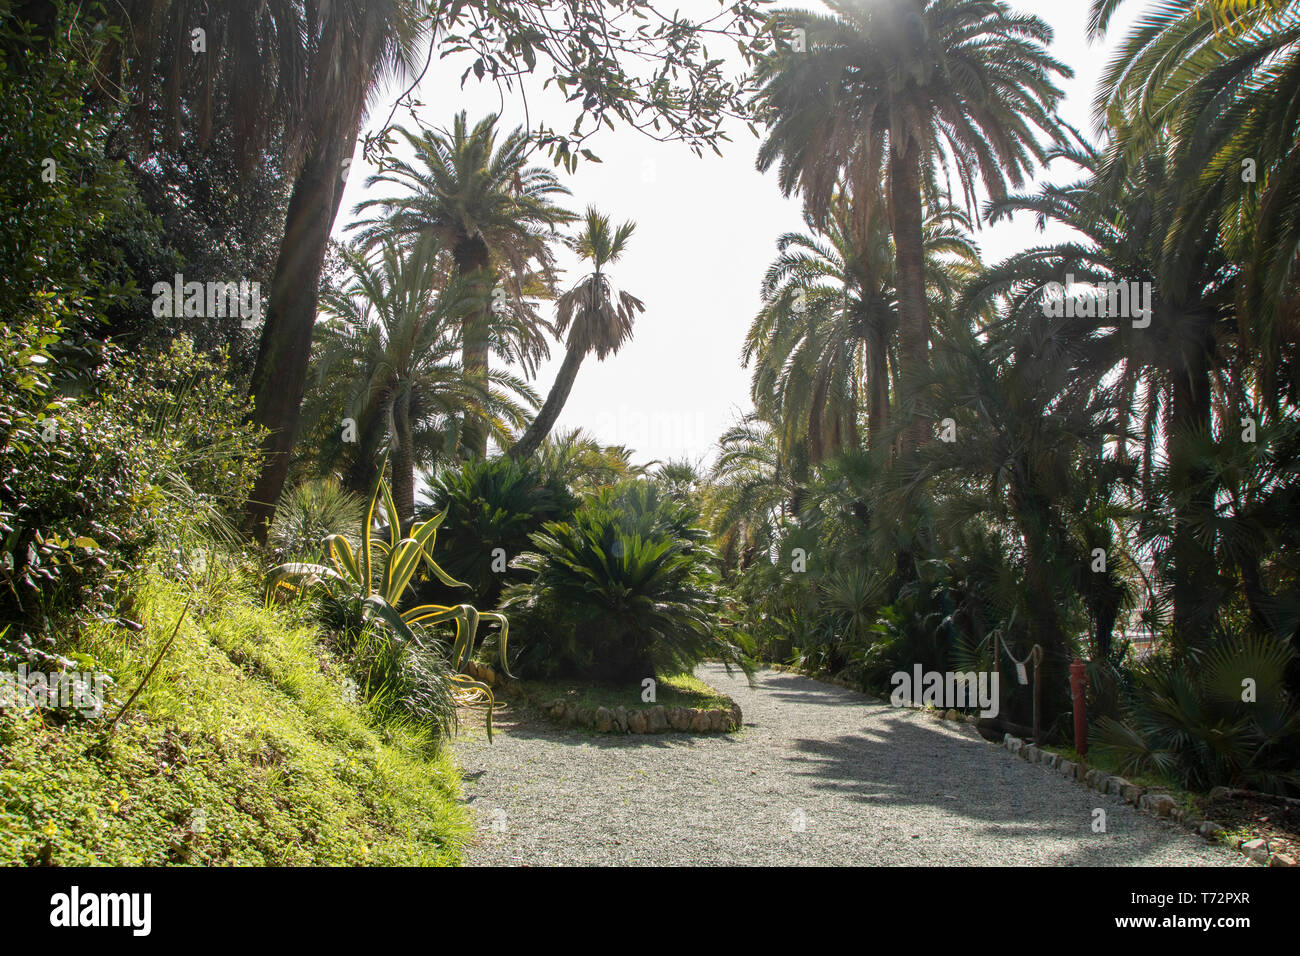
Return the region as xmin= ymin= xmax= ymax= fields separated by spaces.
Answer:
xmin=707 ymin=412 xmax=798 ymax=572
xmin=1092 ymin=0 xmax=1300 ymax=414
xmin=509 ymin=207 xmax=646 ymax=460
xmin=923 ymin=307 xmax=1131 ymax=728
xmin=968 ymin=133 xmax=1236 ymax=650
xmin=103 ymin=0 xmax=438 ymax=541
xmin=353 ymin=113 xmax=574 ymax=458
xmin=313 ymin=235 xmax=536 ymax=525
xmin=746 ymin=190 xmax=980 ymax=463
xmin=754 ymin=0 xmax=1070 ymax=457
xmin=534 ymin=427 xmax=647 ymax=492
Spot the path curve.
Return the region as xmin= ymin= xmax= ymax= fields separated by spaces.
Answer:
xmin=455 ymin=664 xmax=1244 ymax=866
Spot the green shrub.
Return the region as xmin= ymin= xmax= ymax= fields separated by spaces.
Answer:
xmin=1092 ymin=634 xmax=1300 ymax=794
xmin=0 ymin=1 xmax=144 ymax=342
xmin=268 ymin=468 xmax=508 ymax=738
xmin=503 ymin=480 xmax=743 ymax=682
xmin=417 ymin=456 xmax=575 ymax=611
xmin=0 ymin=326 xmax=262 ymax=662
xmin=270 ymin=477 xmax=365 ymax=563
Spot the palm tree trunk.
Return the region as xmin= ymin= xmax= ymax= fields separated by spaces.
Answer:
xmin=509 ymin=344 xmax=585 ymax=460
xmin=343 ymin=412 xmax=385 ymax=499
xmin=1019 ymin=500 xmax=1070 ymax=736
xmin=888 ymin=143 xmax=929 ymax=588
xmin=888 ymin=143 xmax=930 ymax=457
xmin=1170 ymin=332 xmax=1216 ymax=651
xmin=391 ymin=401 xmax=416 ymax=532
xmin=244 ymin=128 xmax=351 ymax=542
xmin=865 ymin=318 xmax=891 ymax=445
xmin=454 ymin=237 xmax=492 ymax=459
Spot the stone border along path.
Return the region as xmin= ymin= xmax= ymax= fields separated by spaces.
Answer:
xmin=454 ymin=663 xmax=1246 ymax=866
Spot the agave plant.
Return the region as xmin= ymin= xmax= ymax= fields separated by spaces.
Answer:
xmin=266 ymin=462 xmax=511 ymax=738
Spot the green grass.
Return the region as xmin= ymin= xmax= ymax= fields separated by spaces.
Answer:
xmin=0 ymin=567 xmax=471 ymax=866
xmin=1042 ymin=744 xmax=1173 ymax=791
xmin=518 ymin=670 xmax=734 ymax=712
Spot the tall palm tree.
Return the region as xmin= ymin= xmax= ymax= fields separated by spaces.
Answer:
xmin=923 ymin=314 xmax=1131 ymax=727
xmin=103 ymin=0 xmax=437 ymax=541
xmin=966 ymin=136 xmax=1236 ymax=650
xmin=509 ymin=207 xmax=646 ymax=460
xmin=754 ymin=0 xmax=1070 ymax=456
xmin=313 ymin=235 xmax=536 ymax=524
xmin=707 ymin=412 xmax=799 ymax=571
xmin=353 ymin=113 xmax=574 ymax=458
xmin=747 ymin=190 xmax=979 ymax=463
xmin=1092 ymin=0 xmax=1300 ymax=414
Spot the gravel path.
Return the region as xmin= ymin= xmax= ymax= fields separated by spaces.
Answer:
xmin=455 ymin=664 xmax=1245 ymax=866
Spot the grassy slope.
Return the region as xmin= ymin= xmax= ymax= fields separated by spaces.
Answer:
xmin=0 ymin=570 xmax=471 ymax=865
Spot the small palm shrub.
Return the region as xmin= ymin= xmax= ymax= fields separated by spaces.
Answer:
xmin=417 ymin=456 xmax=575 ymax=611
xmin=502 ymin=481 xmax=743 ymax=682
xmin=1092 ymin=634 xmax=1300 ymax=794
xmin=270 ymin=478 xmax=365 ymax=563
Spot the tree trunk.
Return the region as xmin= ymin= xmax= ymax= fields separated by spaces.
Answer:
xmin=343 ymin=411 xmax=385 ymax=499
xmin=865 ymin=315 xmax=891 ymax=446
xmin=390 ymin=400 xmax=416 ymax=532
xmin=887 ymin=144 xmax=929 ymax=587
xmin=509 ymin=344 xmax=585 ymax=460
xmin=1240 ymin=554 xmax=1276 ymax=636
xmin=243 ymin=128 xmax=352 ymax=542
xmin=454 ymin=237 xmax=492 ymax=459
xmin=1169 ymin=324 xmax=1216 ymax=652
xmin=1019 ymin=503 xmax=1071 ymax=736
xmin=888 ymin=143 xmax=930 ymax=459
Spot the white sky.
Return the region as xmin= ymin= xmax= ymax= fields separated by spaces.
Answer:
xmin=332 ymin=0 xmax=1140 ymax=469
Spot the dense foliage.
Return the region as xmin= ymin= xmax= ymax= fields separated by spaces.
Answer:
xmin=503 ymin=482 xmax=743 ymax=682
xmin=417 ymin=456 xmax=576 ymax=612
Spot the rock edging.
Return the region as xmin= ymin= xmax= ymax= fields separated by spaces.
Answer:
xmin=513 ymin=682 xmax=742 ymax=735
xmin=997 ymin=732 xmax=1296 ymax=868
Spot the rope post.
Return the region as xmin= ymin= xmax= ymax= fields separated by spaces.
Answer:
xmin=1031 ymin=645 xmax=1042 ymax=746
xmin=1069 ymin=657 xmax=1089 ymax=757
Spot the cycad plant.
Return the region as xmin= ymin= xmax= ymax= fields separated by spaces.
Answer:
xmin=266 ymin=461 xmax=510 ymax=737
xmin=503 ymin=482 xmax=744 ymax=682
xmin=418 ymin=456 xmax=576 ymax=611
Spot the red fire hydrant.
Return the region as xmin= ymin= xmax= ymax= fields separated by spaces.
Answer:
xmin=1069 ymin=657 xmax=1089 ymax=757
